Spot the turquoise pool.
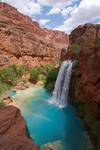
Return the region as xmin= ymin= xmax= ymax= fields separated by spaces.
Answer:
xmin=10 ymin=87 xmax=92 ymax=150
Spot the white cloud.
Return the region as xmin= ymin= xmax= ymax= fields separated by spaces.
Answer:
xmin=39 ymin=19 xmax=51 ymax=26
xmin=48 ymin=7 xmax=61 ymax=15
xmin=54 ymin=0 xmax=100 ymax=33
xmin=3 ymin=0 xmax=42 ymax=16
xmin=61 ymin=5 xmax=77 ymax=18
xmin=38 ymin=0 xmax=79 ymax=8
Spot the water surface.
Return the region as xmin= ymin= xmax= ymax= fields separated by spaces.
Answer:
xmin=10 ymin=87 xmax=92 ymax=150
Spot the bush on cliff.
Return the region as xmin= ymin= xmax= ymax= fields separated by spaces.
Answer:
xmin=70 ymin=43 xmax=82 ymax=54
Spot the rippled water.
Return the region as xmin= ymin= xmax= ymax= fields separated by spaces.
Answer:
xmin=10 ymin=87 xmax=92 ymax=150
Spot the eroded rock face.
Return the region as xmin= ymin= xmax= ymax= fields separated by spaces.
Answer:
xmin=0 ymin=3 xmax=68 ymax=68
xmin=0 ymin=105 xmax=40 ymax=150
xmin=67 ymin=23 xmax=100 ymax=105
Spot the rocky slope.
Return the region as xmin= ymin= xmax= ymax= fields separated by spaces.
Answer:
xmin=0 ymin=3 xmax=68 ymax=68
xmin=0 ymin=105 xmax=40 ymax=150
xmin=66 ymin=23 xmax=100 ymax=149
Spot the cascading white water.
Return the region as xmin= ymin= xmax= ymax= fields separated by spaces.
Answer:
xmin=49 ymin=60 xmax=73 ymax=108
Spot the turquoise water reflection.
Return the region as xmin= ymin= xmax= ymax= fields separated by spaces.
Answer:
xmin=10 ymin=87 xmax=92 ymax=150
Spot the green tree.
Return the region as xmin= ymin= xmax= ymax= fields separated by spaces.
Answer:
xmin=29 ymin=67 xmax=41 ymax=83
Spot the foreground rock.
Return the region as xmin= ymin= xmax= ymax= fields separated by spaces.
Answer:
xmin=0 ymin=3 xmax=68 ymax=68
xmin=43 ymin=140 xmax=64 ymax=150
xmin=0 ymin=106 xmax=40 ymax=150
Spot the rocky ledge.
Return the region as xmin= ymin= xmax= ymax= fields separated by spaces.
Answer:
xmin=0 ymin=105 xmax=40 ymax=150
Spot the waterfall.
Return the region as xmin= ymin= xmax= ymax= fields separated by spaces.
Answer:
xmin=49 ymin=60 xmax=73 ymax=108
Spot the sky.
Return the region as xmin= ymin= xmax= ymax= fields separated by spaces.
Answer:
xmin=1 ymin=0 xmax=100 ymax=34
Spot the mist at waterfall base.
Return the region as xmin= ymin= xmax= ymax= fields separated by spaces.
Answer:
xmin=10 ymin=60 xmax=92 ymax=150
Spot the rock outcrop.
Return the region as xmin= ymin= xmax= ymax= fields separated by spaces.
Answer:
xmin=0 ymin=105 xmax=40 ymax=150
xmin=0 ymin=3 xmax=68 ymax=68
xmin=67 ymin=23 xmax=100 ymax=104
xmin=67 ymin=23 xmax=100 ymax=149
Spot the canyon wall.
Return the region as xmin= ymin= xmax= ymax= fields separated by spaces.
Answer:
xmin=0 ymin=3 xmax=68 ymax=68
xmin=67 ymin=23 xmax=100 ymax=149
xmin=67 ymin=23 xmax=100 ymax=104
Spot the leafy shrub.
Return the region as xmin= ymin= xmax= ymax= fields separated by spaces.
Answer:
xmin=0 ymin=64 xmax=27 ymax=85
xmin=42 ymin=64 xmax=55 ymax=75
xmin=29 ymin=67 xmax=41 ymax=83
xmin=0 ymin=66 xmax=17 ymax=84
xmin=17 ymin=65 xmax=26 ymax=77
xmin=38 ymin=74 xmax=46 ymax=82
xmin=45 ymin=66 xmax=59 ymax=91
xmin=70 ymin=43 xmax=82 ymax=54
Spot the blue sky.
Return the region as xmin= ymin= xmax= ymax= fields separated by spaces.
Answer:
xmin=2 ymin=0 xmax=100 ymax=33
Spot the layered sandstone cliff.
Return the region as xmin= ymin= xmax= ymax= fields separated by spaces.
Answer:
xmin=0 ymin=3 xmax=68 ymax=68
xmin=0 ymin=105 xmax=40 ymax=150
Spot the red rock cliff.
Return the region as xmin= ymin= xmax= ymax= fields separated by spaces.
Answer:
xmin=67 ymin=23 xmax=100 ymax=109
xmin=0 ymin=105 xmax=40 ymax=150
xmin=66 ymin=23 xmax=100 ymax=149
xmin=0 ymin=3 xmax=68 ymax=68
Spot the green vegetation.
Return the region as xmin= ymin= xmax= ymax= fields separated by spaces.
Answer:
xmin=0 ymin=63 xmax=59 ymax=105
xmin=0 ymin=65 xmax=26 ymax=85
xmin=0 ymin=64 xmax=26 ymax=97
xmin=29 ymin=64 xmax=59 ymax=88
xmin=29 ymin=67 xmax=41 ymax=83
xmin=16 ymin=65 xmax=26 ymax=77
xmin=70 ymin=43 xmax=82 ymax=54
xmin=0 ymin=83 xmax=12 ymax=95
xmin=44 ymin=66 xmax=59 ymax=91
xmin=94 ymin=37 xmax=100 ymax=45
xmin=0 ymin=99 xmax=4 ymax=107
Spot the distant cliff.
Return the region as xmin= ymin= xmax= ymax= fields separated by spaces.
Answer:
xmin=67 ymin=23 xmax=100 ymax=149
xmin=0 ymin=3 xmax=68 ymax=68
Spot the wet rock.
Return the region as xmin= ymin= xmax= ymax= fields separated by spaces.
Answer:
xmin=42 ymin=140 xmax=64 ymax=150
